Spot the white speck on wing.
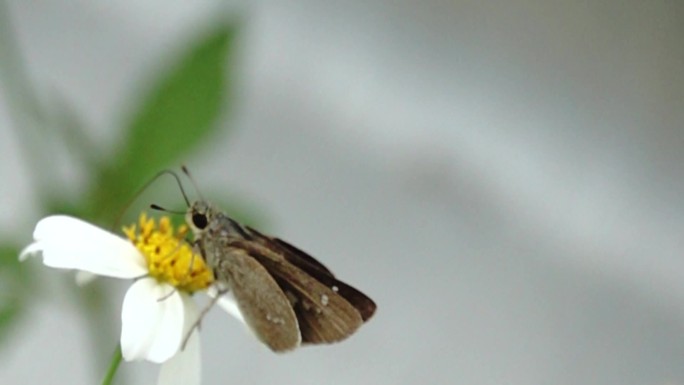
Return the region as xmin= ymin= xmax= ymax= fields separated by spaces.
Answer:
xmin=332 ymin=286 xmax=339 ymax=292
xmin=266 ymin=313 xmax=285 ymax=325
xmin=321 ymin=294 xmax=329 ymax=306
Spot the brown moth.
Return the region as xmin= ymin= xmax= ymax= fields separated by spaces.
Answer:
xmin=185 ymin=199 xmax=376 ymax=352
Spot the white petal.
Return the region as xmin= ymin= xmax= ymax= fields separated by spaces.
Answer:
xmin=157 ymin=295 xmax=201 ymax=385
xmin=25 ymin=215 xmax=147 ymax=278
xmin=207 ymin=286 xmax=245 ymax=324
xmin=19 ymin=243 xmax=42 ymax=261
xmin=121 ymin=278 xmax=185 ymax=363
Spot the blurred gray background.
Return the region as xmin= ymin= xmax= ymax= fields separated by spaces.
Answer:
xmin=2 ymin=1 xmax=684 ymax=384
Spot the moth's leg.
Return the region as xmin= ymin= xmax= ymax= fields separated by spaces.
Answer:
xmin=157 ymin=288 xmax=177 ymax=302
xmin=132 ymin=238 xmax=186 ymax=289
xmin=185 ymin=238 xmax=205 ymax=278
xmin=154 ymin=239 xmax=200 ymax=301
xmin=132 ymin=273 xmax=174 ymax=300
xmin=181 ymin=286 xmax=230 ymax=350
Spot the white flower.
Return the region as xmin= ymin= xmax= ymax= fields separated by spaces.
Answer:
xmin=20 ymin=214 xmax=244 ymax=385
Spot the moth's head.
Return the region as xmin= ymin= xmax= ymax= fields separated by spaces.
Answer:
xmin=187 ymin=200 xmax=214 ymax=236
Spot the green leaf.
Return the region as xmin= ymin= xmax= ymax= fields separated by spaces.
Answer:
xmin=89 ymin=22 xmax=239 ymax=221
xmin=0 ymin=245 xmax=30 ymax=345
xmin=0 ymin=244 xmax=30 ymax=286
xmin=0 ymin=298 xmax=21 ymax=345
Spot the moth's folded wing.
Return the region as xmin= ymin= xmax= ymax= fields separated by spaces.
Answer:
xmin=245 ymin=226 xmax=334 ymax=277
xmin=235 ymin=240 xmax=369 ymax=344
xmin=243 ymin=228 xmax=376 ymax=321
xmin=219 ymin=247 xmax=301 ymax=352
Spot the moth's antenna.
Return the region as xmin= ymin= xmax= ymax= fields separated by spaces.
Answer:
xmin=150 ymin=204 xmax=185 ymax=215
xmin=112 ymin=170 xmax=191 ymax=231
xmin=167 ymin=170 xmax=192 ymax=207
xmin=181 ymin=165 xmax=205 ymax=201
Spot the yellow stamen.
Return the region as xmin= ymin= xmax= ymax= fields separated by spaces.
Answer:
xmin=123 ymin=212 xmax=213 ymax=293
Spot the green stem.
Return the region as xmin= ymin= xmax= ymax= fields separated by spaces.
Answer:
xmin=101 ymin=345 xmax=123 ymax=385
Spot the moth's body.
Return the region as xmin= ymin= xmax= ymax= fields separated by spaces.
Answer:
xmin=186 ymin=200 xmax=375 ymax=352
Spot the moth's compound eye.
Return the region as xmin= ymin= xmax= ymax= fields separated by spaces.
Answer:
xmin=192 ymin=213 xmax=208 ymax=229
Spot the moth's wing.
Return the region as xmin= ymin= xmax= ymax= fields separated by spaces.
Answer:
xmin=292 ymin=265 xmax=376 ymax=322
xmin=245 ymin=227 xmax=376 ymax=321
xmin=233 ymin=240 xmax=373 ymax=345
xmin=217 ymin=246 xmax=301 ymax=352
xmin=245 ymin=226 xmax=334 ymax=277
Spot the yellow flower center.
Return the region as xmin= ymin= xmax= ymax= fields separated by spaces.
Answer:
xmin=123 ymin=212 xmax=213 ymax=293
